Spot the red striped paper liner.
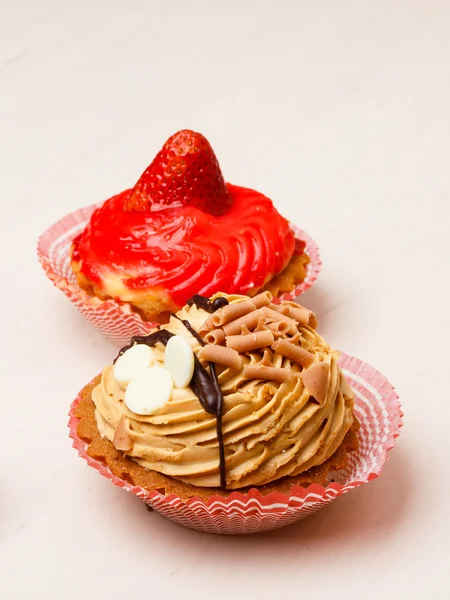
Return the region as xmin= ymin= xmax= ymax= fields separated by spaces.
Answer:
xmin=68 ymin=353 xmax=402 ymax=535
xmin=37 ymin=204 xmax=321 ymax=347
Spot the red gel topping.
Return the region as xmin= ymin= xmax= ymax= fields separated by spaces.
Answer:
xmin=73 ymin=184 xmax=296 ymax=307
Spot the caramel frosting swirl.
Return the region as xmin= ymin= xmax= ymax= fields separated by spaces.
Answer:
xmin=93 ymin=295 xmax=355 ymax=489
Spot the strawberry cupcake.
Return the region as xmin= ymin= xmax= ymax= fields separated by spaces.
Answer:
xmin=70 ymin=292 xmax=375 ymax=535
xmin=70 ymin=130 xmax=312 ymax=324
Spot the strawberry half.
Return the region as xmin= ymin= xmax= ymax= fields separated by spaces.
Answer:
xmin=123 ymin=130 xmax=233 ymax=216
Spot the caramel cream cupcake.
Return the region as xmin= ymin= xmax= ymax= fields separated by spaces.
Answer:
xmin=75 ymin=293 xmax=358 ymax=498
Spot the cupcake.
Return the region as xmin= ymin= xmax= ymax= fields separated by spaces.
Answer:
xmin=73 ymin=292 xmax=360 ymax=506
xmin=70 ymin=130 xmax=310 ymax=324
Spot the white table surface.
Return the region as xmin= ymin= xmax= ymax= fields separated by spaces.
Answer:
xmin=1 ymin=1 xmax=449 ymax=598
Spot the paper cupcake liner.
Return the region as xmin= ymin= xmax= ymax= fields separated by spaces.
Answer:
xmin=37 ymin=204 xmax=321 ymax=347
xmin=68 ymin=353 xmax=402 ymax=535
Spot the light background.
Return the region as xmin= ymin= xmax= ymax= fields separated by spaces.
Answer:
xmin=1 ymin=1 xmax=449 ymax=598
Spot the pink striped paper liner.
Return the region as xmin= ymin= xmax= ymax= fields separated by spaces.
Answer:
xmin=37 ymin=204 xmax=321 ymax=347
xmin=68 ymin=353 xmax=402 ymax=535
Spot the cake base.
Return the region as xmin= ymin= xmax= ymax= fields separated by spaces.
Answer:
xmin=70 ymin=250 xmax=310 ymax=324
xmin=74 ymin=376 xmax=359 ymax=502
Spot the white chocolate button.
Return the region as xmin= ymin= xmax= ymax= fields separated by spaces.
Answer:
xmin=164 ymin=335 xmax=195 ymax=388
xmin=124 ymin=366 xmax=173 ymax=415
xmin=113 ymin=344 xmax=155 ymax=384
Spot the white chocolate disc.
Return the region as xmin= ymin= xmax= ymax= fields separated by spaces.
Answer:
xmin=124 ymin=366 xmax=173 ymax=415
xmin=164 ymin=335 xmax=195 ymax=388
xmin=113 ymin=344 xmax=155 ymax=384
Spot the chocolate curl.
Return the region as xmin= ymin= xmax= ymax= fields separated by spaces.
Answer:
xmin=249 ymin=291 xmax=273 ymax=308
xmin=240 ymin=324 xmax=252 ymax=336
xmin=198 ymin=345 xmax=242 ymax=370
xmin=254 ymin=316 xmax=269 ymax=333
xmin=260 ymin=348 xmax=274 ymax=367
xmin=212 ymin=301 xmax=256 ymax=327
xmin=300 ymin=362 xmax=330 ymax=405
xmin=223 ymin=308 xmax=265 ymax=336
xmin=198 ymin=317 xmax=214 ymax=336
xmin=272 ymin=338 xmax=315 ymax=368
xmin=288 ymin=305 xmax=317 ymax=329
xmin=289 ymin=332 xmax=303 ymax=345
xmin=262 ymin=306 xmax=298 ymax=335
xmin=272 ymin=301 xmax=317 ymax=329
xmin=243 ymin=364 xmax=292 ymax=383
xmin=270 ymin=303 xmax=290 ymax=315
xmin=226 ymin=329 xmax=274 ymax=353
xmin=266 ymin=320 xmax=290 ymax=336
xmin=113 ymin=416 xmax=133 ymax=452
xmin=203 ymin=329 xmax=226 ymax=345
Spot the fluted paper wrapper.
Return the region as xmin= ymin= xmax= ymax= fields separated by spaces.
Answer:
xmin=68 ymin=353 xmax=402 ymax=535
xmin=37 ymin=204 xmax=321 ymax=346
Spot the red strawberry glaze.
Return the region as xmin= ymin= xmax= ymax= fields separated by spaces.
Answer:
xmin=72 ymin=184 xmax=296 ymax=307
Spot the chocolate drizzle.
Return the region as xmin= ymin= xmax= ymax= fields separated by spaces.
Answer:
xmin=116 ymin=317 xmax=227 ymax=489
xmin=171 ymin=313 xmax=226 ymax=488
xmin=115 ymin=329 xmax=173 ymax=361
xmin=187 ymin=294 xmax=229 ymax=313
xmin=171 ymin=314 xmax=204 ymax=347
xmin=208 ymin=359 xmax=226 ymax=490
